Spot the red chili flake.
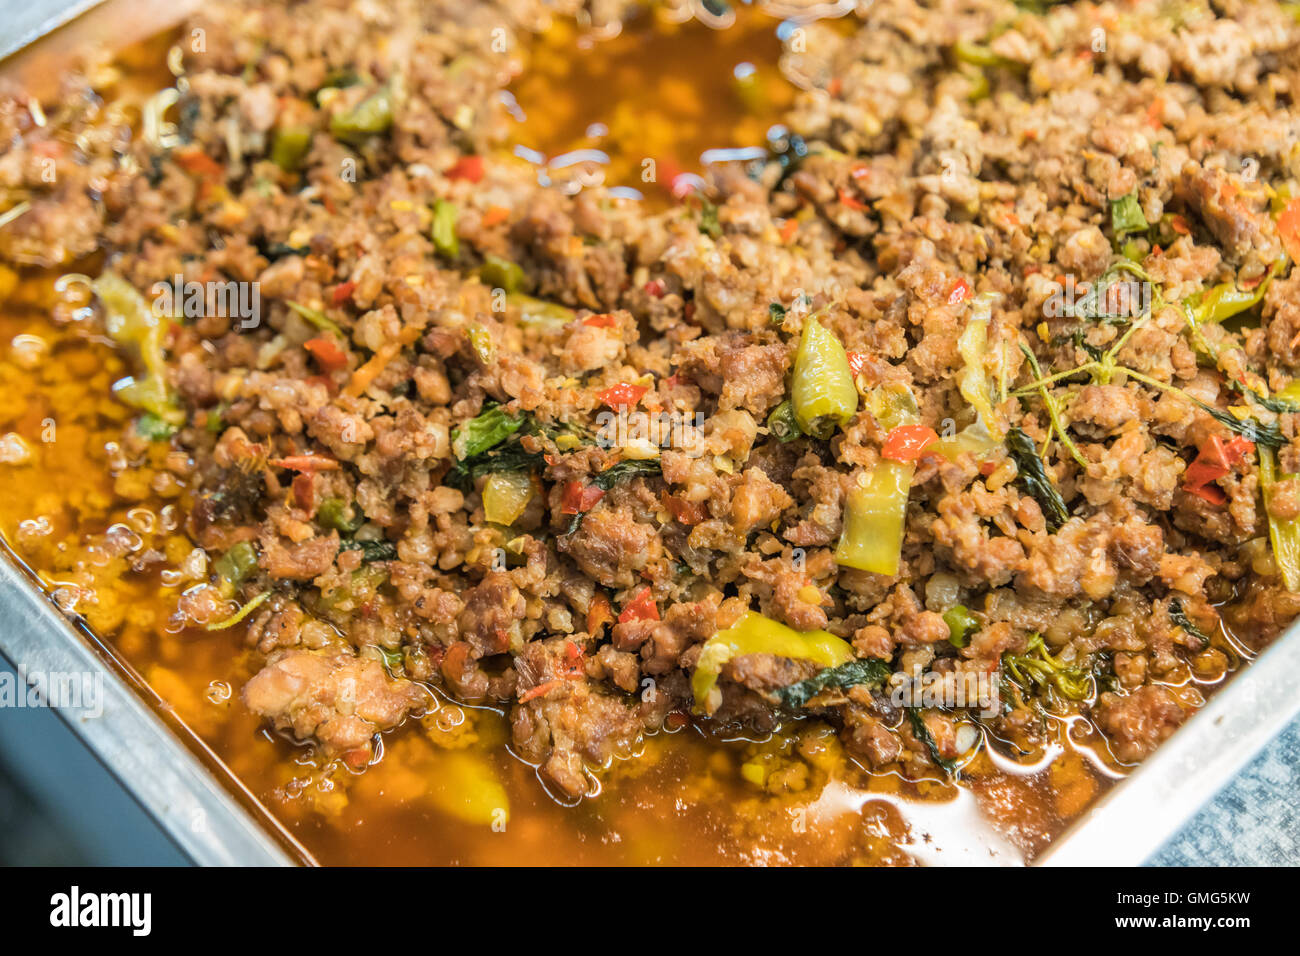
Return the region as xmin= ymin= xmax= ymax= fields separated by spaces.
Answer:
xmin=583 ymin=313 xmax=618 ymax=328
xmin=644 ymin=278 xmax=667 ymax=298
xmin=480 ymin=205 xmax=510 ymax=227
xmin=445 ymin=155 xmax=485 ymax=182
xmin=827 ymin=77 xmax=843 ymax=98
xmin=586 ymin=593 xmax=613 ymax=634
xmin=1169 ymin=214 xmax=1191 ymax=236
xmin=779 ymin=218 xmax=799 ymax=243
xmin=303 ymin=336 xmax=348 ymax=371
xmin=838 ymin=188 xmax=870 ymax=212
xmin=597 ymin=382 xmax=649 ymax=409
xmin=1145 ymin=96 xmax=1165 ymax=129
xmin=561 ymin=481 xmax=605 ymax=515
xmin=560 ymin=641 xmax=585 ymax=680
xmin=174 ymin=147 xmax=224 ymax=180
xmin=268 ymin=454 xmax=341 ymax=472
xmin=1182 ymin=435 xmax=1254 ymax=502
xmin=947 ymin=277 xmax=972 ymax=305
xmin=1279 ymin=198 xmax=1300 ymax=264
xmin=331 ymin=281 xmax=356 ymax=305
xmin=662 ymin=491 xmax=707 ymax=526
xmin=846 ymin=351 xmax=868 ymax=380
xmin=881 ymin=424 xmax=940 ymax=462
xmin=618 ymin=587 xmax=659 ymax=624
xmin=518 ymin=679 xmax=563 ymax=704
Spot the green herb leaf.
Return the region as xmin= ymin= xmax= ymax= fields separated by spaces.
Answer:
xmin=1200 ymin=405 xmax=1284 ymax=449
xmin=286 ymin=300 xmax=343 ymax=336
xmin=590 ymin=458 xmax=662 ymax=492
xmin=1006 ymin=426 xmax=1070 ymax=531
xmin=452 ymin=404 xmax=526 ymax=461
xmin=698 ymin=199 xmax=721 ymax=239
xmin=1002 ymin=633 xmax=1092 ymax=702
xmin=1110 ymin=192 xmax=1148 ymax=237
xmin=775 ymin=657 xmax=891 ymax=709
xmin=340 ymin=539 xmax=398 ymax=562
xmin=1168 ymin=598 xmax=1211 ymax=649
xmin=908 ymin=708 xmax=959 ymax=774
xmin=135 ymin=412 xmax=179 ymax=441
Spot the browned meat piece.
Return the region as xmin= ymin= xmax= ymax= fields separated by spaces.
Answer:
xmin=1093 ymin=685 xmax=1187 ymax=763
xmin=243 ymin=649 xmax=426 ymax=755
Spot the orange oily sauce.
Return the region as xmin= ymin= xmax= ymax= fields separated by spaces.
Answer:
xmin=0 ymin=6 xmax=1248 ymax=865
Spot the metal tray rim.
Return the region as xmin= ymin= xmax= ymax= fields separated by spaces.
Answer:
xmin=0 ymin=550 xmax=302 ymax=866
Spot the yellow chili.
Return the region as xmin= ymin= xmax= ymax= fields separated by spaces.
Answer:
xmin=791 ymin=316 xmax=858 ymax=439
xmin=692 ymin=611 xmax=854 ymax=714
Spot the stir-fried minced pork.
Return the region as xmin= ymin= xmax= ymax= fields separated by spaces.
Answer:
xmin=5 ymin=0 xmax=1300 ymax=801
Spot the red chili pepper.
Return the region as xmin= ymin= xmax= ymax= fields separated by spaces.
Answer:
xmin=838 ymin=188 xmax=870 ymax=212
xmin=560 ymin=640 xmax=585 ymax=680
xmin=662 ymin=491 xmax=707 ymax=526
xmin=644 ymin=278 xmax=667 ymax=298
xmin=1145 ymin=96 xmax=1164 ymax=129
xmin=561 ymin=481 xmax=605 ymax=515
xmin=268 ymin=454 xmax=340 ymax=472
xmin=597 ymin=382 xmax=649 ymax=409
xmin=174 ymin=147 xmax=224 ymax=180
xmin=779 ymin=218 xmax=799 ymax=243
xmin=586 ymin=593 xmax=613 ymax=634
xmin=881 ymin=424 xmax=940 ymax=462
xmin=331 ymin=281 xmax=356 ymax=305
xmin=947 ymin=277 xmax=972 ymax=305
xmin=618 ymin=587 xmax=659 ymax=623
xmin=303 ymin=336 xmax=348 ymax=371
xmin=1169 ymin=214 xmax=1191 ymax=236
xmin=480 ymin=205 xmax=509 ymax=227
xmin=846 ymin=351 xmax=868 ymax=380
xmin=518 ymin=679 xmax=563 ymax=703
xmin=1278 ymin=198 xmax=1300 ymax=264
xmin=445 ymin=155 xmax=485 ymax=183
xmin=583 ymin=313 xmax=618 ymax=328
xmin=1182 ymin=435 xmax=1254 ymax=502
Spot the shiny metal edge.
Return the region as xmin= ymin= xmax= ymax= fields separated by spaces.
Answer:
xmin=0 ymin=0 xmax=108 ymax=62
xmin=0 ymin=551 xmax=299 ymax=866
xmin=2 ymin=0 xmax=1295 ymax=872
xmin=1038 ymin=623 xmax=1300 ymax=866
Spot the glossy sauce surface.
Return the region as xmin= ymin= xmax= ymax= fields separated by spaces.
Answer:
xmin=0 ymin=3 xmax=1252 ymax=865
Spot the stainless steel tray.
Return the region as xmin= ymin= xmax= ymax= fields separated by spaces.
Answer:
xmin=0 ymin=549 xmax=303 ymax=865
xmin=5 ymin=533 xmax=1298 ymax=866
xmin=2 ymin=0 xmax=1298 ymax=868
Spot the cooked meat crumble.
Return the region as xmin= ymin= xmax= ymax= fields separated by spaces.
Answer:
xmin=4 ymin=0 xmax=1300 ymax=812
